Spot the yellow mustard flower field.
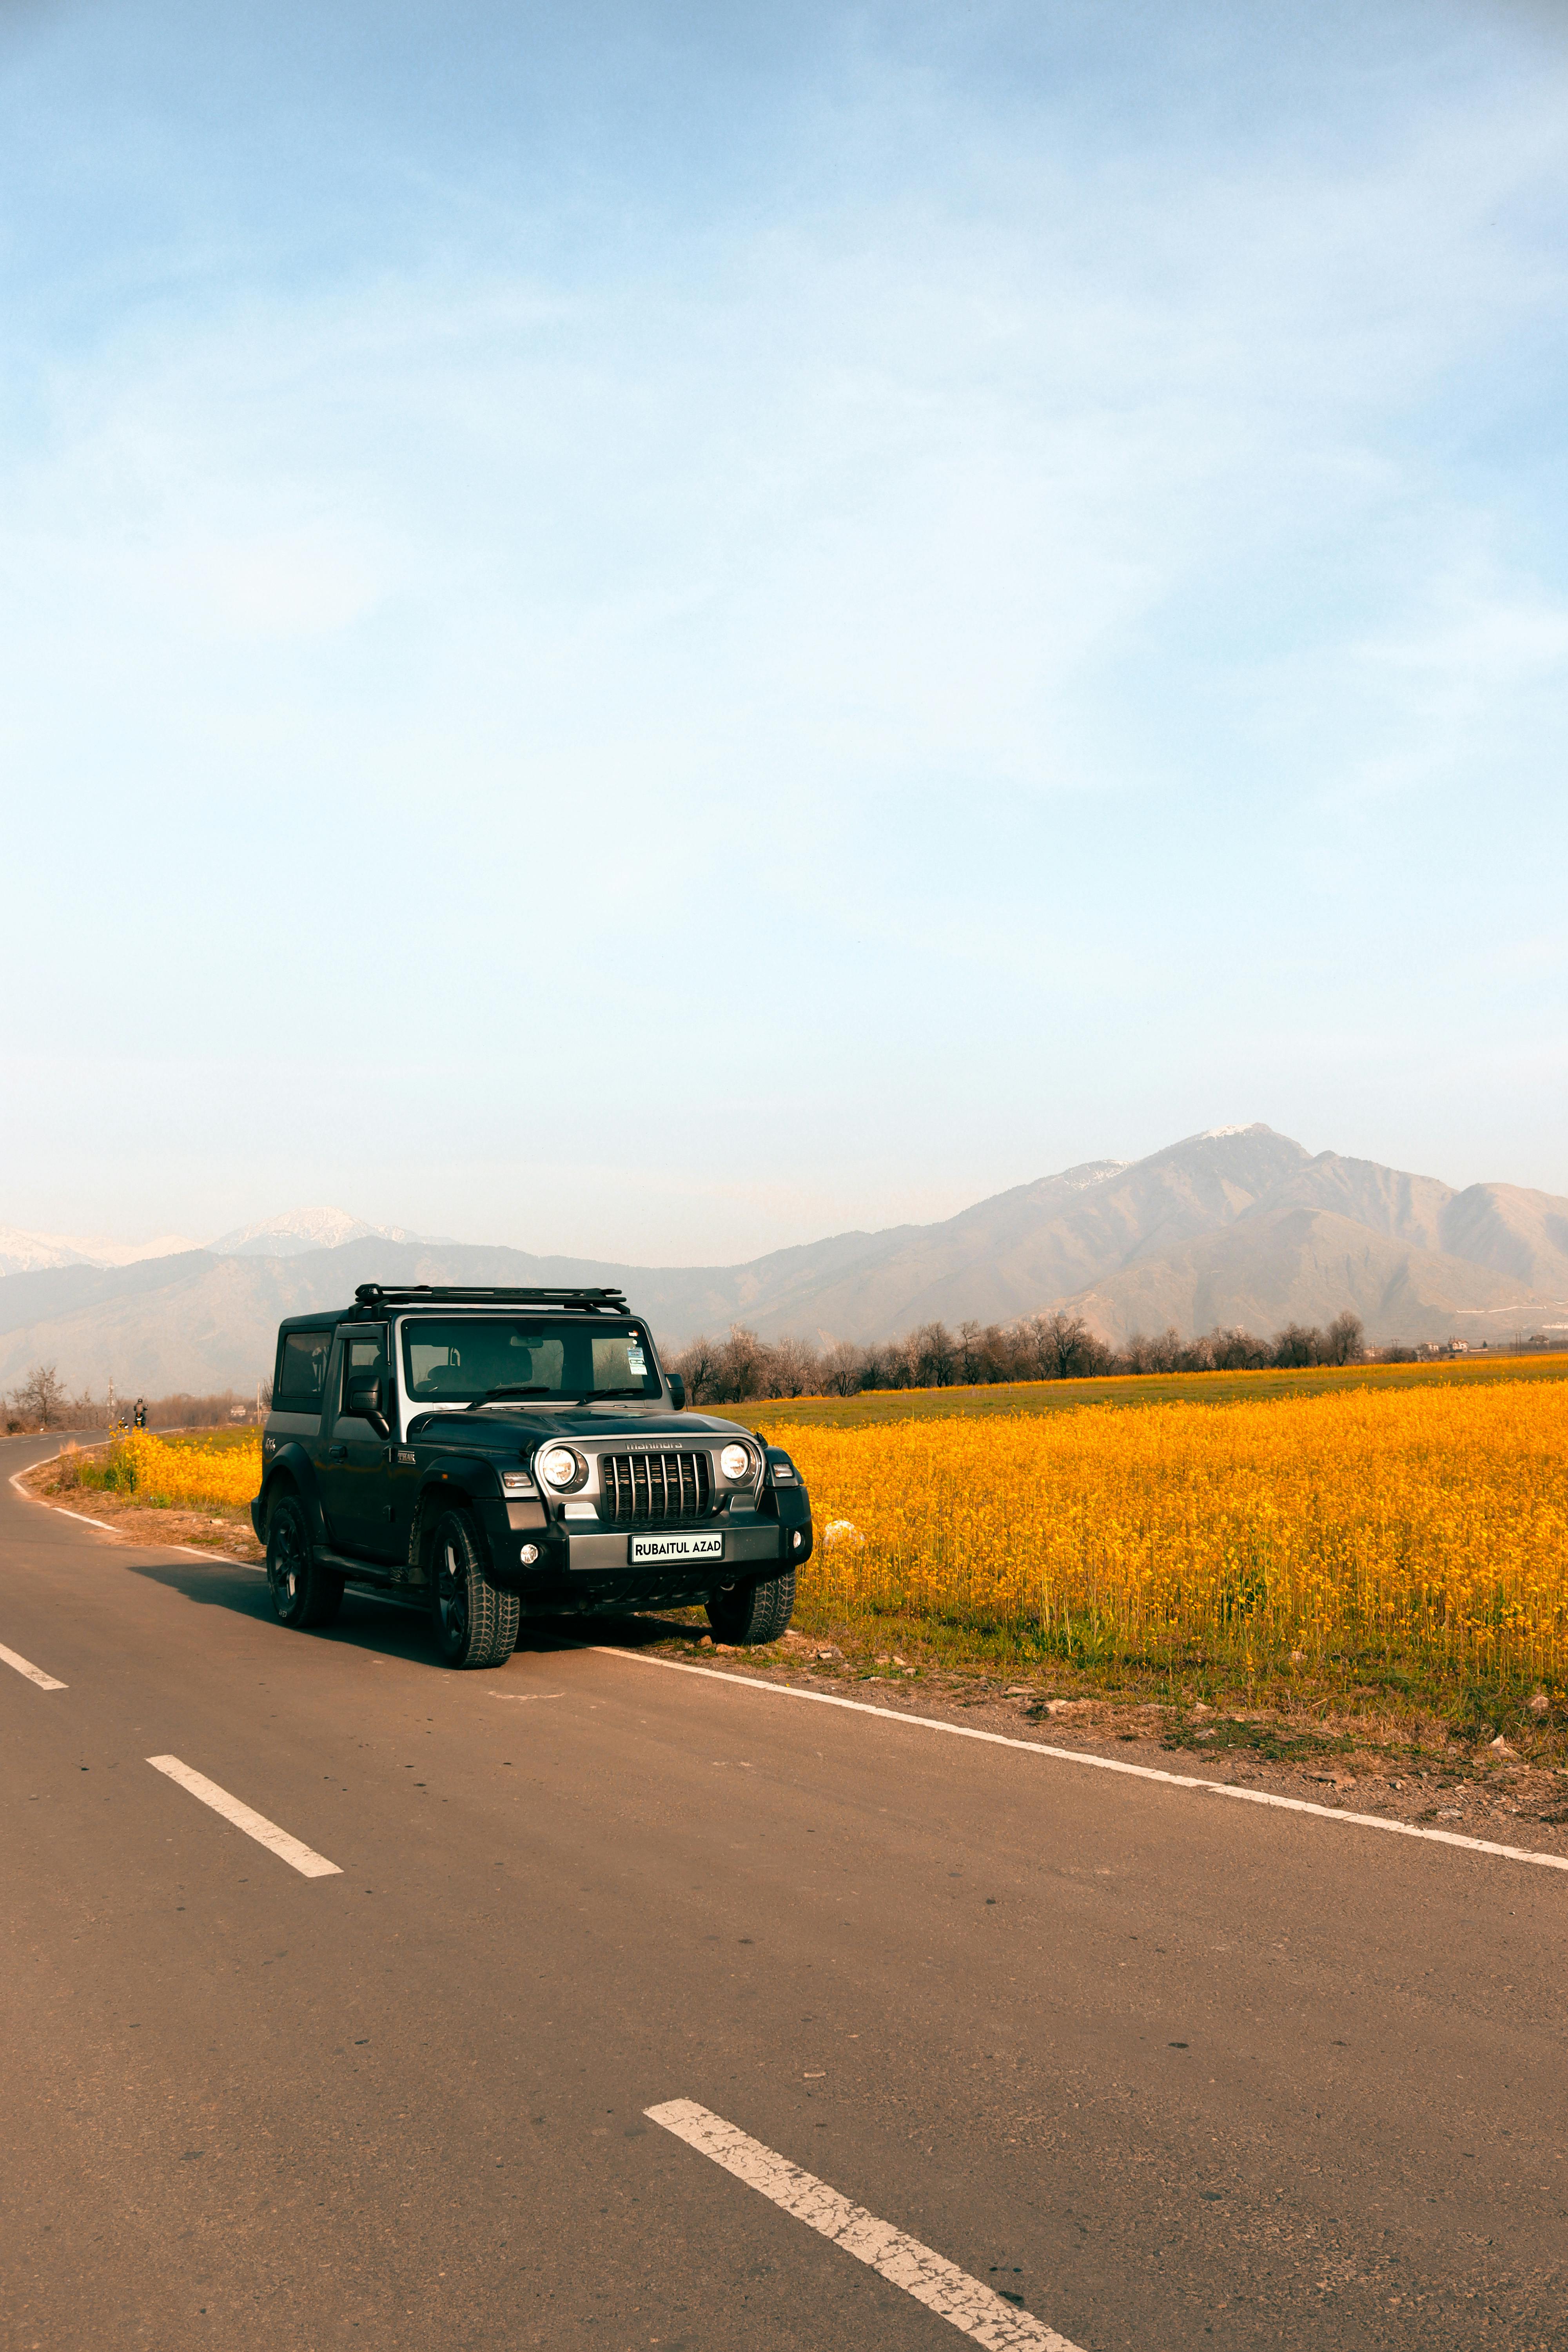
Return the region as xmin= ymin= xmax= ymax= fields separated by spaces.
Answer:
xmin=760 ymin=1379 xmax=1568 ymax=1700
xmin=92 ymin=1428 xmax=263 ymax=1510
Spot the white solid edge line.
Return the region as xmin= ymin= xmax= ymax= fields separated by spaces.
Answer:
xmin=7 ymin=1458 xmax=120 ymax=1534
xmin=0 ymin=1640 xmax=67 ymax=1690
xmin=592 ymin=1648 xmax=1568 ymax=1875
xmin=145 ymin=1755 xmax=342 ymax=1878
xmin=647 ymin=2099 xmax=1080 ymax=2351
xmin=10 ymin=1455 xmax=122 ymax=1536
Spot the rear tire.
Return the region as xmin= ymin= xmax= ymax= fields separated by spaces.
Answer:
xmin=265 ymin=1493 xmax=343 ymax=1630
xmin=706 ymin=1569 xmax=795 ymax=1647
xmin=429 ymin=1508 xmax=519 ymax=1669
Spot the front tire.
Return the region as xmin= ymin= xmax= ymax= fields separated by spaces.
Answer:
xmin=265 ymin=1493 xmax=343 ymax=1630
xmin=706 ymin=1569 xmax=795 ymax=1647
xmin=429 ymin=1508 xmax=519 ymax=1669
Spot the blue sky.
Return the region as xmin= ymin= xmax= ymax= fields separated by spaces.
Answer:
xmin=2 ymin=0 xmax=1566 ymax=1261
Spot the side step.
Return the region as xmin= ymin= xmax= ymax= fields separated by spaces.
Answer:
xmin=311 ymin=1545 xmax=405 ymax=1591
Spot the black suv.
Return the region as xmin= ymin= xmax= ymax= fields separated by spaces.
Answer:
xmin=249 ymin=1284 xmax=812 ymax=1668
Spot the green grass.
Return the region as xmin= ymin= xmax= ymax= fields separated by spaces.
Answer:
xmin=717 ymin=1350 xmax=1568 ymax=1430
xmin=155 ymin=1425 xmax=260 ymax=1453
xmin=1157 ymin=1714 xmax=1356 ymax=1764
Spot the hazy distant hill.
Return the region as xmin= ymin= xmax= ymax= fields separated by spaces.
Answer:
xmin=2 ymin=1126 xmax=1565 ymax=1394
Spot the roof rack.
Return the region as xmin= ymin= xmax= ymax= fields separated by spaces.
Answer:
xmin=352 ymin=1283 xmax=629 ymax=1315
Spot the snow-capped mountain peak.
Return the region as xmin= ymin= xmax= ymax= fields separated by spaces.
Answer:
xmin=209 ymin=1206 xmax=420 ymax=1258
xmin=0 ymin=1227 xmax=85 ymax=1277
xmin=0 ymin=1226 xmax=203 ymax=1278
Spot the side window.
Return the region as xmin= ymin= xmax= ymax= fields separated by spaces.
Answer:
xmin=275 ymin=1329 xmax=333 ymax=1414
xmin=341 ymin=1329 xmax=388 ymax=1417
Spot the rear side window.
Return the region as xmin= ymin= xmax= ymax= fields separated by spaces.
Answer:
xmin=275 ymin=1328 xmax=333 ymax=1413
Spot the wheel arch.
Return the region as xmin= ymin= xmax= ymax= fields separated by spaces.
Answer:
xmin=256 ymin=1442 xmax=325 ymax=1548
xmin=409 ymin=1468 xmax=492 ymax=1584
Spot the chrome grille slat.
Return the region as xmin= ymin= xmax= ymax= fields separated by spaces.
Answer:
xmin=599 ymin=1450 xmax=710 ymax=1523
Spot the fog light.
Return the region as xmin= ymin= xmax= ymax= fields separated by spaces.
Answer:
xmin=519 ymin=1543 xmax=540 ymax=1564
xmin=792 ymin=1531 xmax=804 ymax=1549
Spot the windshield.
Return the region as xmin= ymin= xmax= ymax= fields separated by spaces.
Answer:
xmin=400 ymin=1317 xmax=661 ymax=1406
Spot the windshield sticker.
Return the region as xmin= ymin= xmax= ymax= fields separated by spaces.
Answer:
xmin=626 ymin=1347 xmax=647 ymax=1375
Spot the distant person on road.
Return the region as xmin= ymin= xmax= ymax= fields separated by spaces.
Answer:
xmin=133 ymin=1398 xmax=147 ymax=1430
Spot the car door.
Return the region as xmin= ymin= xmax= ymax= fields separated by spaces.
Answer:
xmin=318 ymin=1324 xmax=396 ymax=1561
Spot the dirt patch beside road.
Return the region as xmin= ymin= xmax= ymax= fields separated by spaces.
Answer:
xmin=18 ymin=1454 xmax=265 ymax=1563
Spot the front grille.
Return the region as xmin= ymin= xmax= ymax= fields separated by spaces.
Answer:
xmin=598 ymin=1450 xmax=712 ymax=1522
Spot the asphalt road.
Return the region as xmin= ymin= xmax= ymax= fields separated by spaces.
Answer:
xmin=4 ymin=1431 xmax=1565 ymax=2352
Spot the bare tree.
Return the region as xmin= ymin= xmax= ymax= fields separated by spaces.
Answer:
xmin=1022 ymin=1309 xmax=1105 ymax=1380
xmin=1122 ymin=1328 xmax=1185 ymax=1375
xmin=667 ymin=1334 xmax=720 ymax=1407
xmin=911 ymin=1321 xmax=957 ymax=1388
xmin=817 ymin=1341 xmax=865 ymax=1398
xmin=17 ymin=1363 xmax=68 ymax=1427
xmin=1271 ymin=1322 xmax=1322 ymax=1369
xmin=1322 ymin=1310 xmax=1365 ymax=1366
xmin=1206 ymin=1325 xmax=1267 ymax=1372
xmin=761 ymin=1336 xmax=817 ymax=1398
xmin=716 ymin=1325 xmax=768 ymax=1402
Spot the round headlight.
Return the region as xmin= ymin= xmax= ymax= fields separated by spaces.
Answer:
xmin=720 ymin=1443 xmax=751 ymax=1481
xmin=539 ymin=1445 xmax=582 ymax=1490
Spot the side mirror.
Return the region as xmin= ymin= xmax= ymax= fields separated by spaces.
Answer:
xmin=667 ymin=1373 xmax=686 ymax=1411
xmin=347 ymin=1377 xmax=390 ymax=1437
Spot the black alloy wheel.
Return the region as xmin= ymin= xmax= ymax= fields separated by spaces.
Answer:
xmin=265 ymin=1492 xmax=343 ymax=1630
xmin=429 ymin=1508 xmax=519 ymax=1670
xmin=705 ymin=1568 xmax=795 ymax=1647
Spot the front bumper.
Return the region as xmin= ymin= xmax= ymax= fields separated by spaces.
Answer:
xmin=482 ymin=1489 xmax=812 ymax=1611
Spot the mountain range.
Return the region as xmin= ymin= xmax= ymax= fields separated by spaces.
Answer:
xmin=2 ymin=1126 xmax=1565 ymax=1396
xmin=0 ymin=1205 xmax=421 ymax=1277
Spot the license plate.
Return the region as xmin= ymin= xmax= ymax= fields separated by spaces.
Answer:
xmin=628 ymin=1530 xmax=724 ymax=1564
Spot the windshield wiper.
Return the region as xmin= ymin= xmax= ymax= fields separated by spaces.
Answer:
xmin=575 ymin=1387 xmax=655 ymax=1402
xmin=468 ymin=1385 xmax=552 ymax=1408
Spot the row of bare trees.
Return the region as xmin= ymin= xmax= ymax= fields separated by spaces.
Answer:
xmin=2 ymin=1366 xmax=267 ymax=1433
xmin=664 ymin=1309 xmax=1369 ymax=1408
xmin=2 ymin=1309 xmax=1375 ymax=1428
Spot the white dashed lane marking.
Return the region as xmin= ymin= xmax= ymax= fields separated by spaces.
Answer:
xmin=0 ymin=1641 xmax=67 ymax=1690
xmin=145 ymin=1756 xmax=342 ymax=1878
xmin=647 ymin=2100 xmax=1081 ymax=2349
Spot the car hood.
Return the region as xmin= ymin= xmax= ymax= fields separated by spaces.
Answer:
xmin=413 ymin=1405 xmax=759 ymax=1446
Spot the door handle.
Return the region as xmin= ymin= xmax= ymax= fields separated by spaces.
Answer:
xmin=328 ymin=1444 xmax=347 ymax=1461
